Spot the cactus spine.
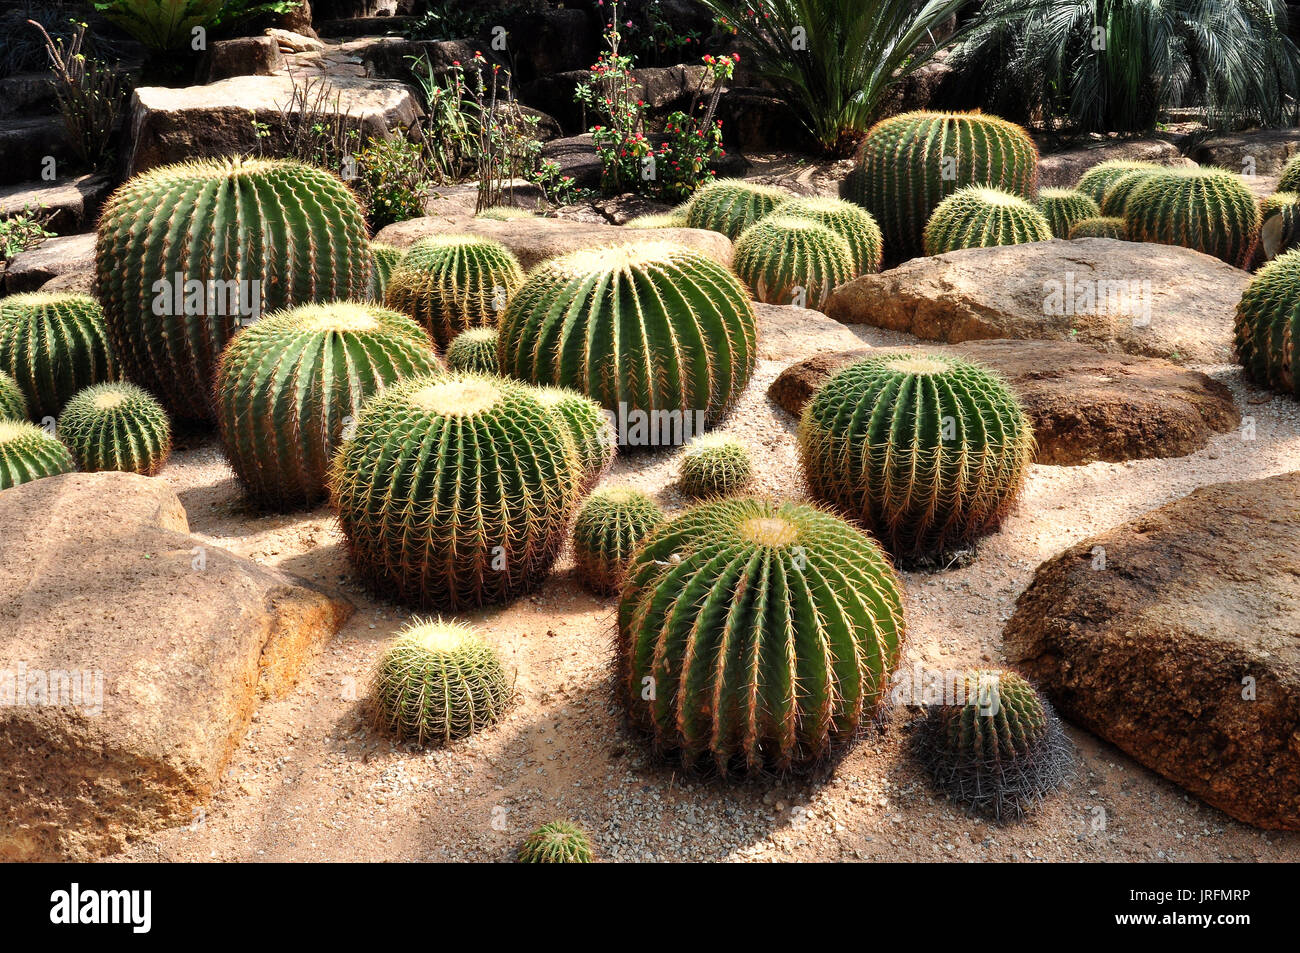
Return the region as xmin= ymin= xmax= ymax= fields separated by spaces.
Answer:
xmin=0 ymin=293 xmax=117 ymax=421
xmin=733 ymin=216 xmax=854 ymax=309
xmin=677 ymin=433 xmax=752 ymax=497
xmin=368 ymin=242 xmax=403 ymax=302
xmin=57 ymin=382 xmax=171 ymax=476
xmin=1123 ymin=166 xmax=1260 ymax=268
xmin=1234 ymin=247 xmax=1300 ymax=396
xmin=1075 ymin=160 xmax=1162 ymax=207
xmin=1068 ymin=216 xmax=1128 ymax=240
xmin=571 ymin=486 xmax=664 ymax=595
xmin=0 ymin=420 xmax=75 ymax=490
xmin=771 ymin=195 xmax=885 ymax=274
xmin=1033 ymin=188 xmax=1100 ymax=238
xmin=517 ymin=821 xmax=595 ymax=863
xmin=923 ymin=187 xmax=1052 ymax=256
xmin=445 ymin=326 xmax=500 ymax=374
xmin=0 ymin=371 xmax=26 ymax=421
xmin=684 ymin=179 xmax=790 ymax=239
xmin=532 ymin=385 xmax=615 ymax=492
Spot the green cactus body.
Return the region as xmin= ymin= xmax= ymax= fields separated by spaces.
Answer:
xmin=624 ymin=210 xmax=688 ymax=229
xmin=1068 ymin=216 xmax=1129 ymax=240
xmin=677 ymin=433 xmax=753 ymax=497
xmin=532 ymin=385 xmax=615 ymax=492
xmin=1123 ymin=166 xmax=1260 ymax=267
xmin=1097 ymin=169 xmax=1163 ymax=217
xmin=330 ymin=373 xmax=581 ymax=609
xmin=618 ymin=497 xmax=905 ymax=773
xmin=497 ymin=241 xmax=757 ymax=443
xmin=518 ymin=821 xmax=595 ymax=863
xmin=368 ymin=242 xmax=404 ymax=302
xmin=383 ymin=234 xmax=525 ymax=350
xmin=1258 ymin=192 xmax=1300 ymax=261
xmin=0 ymin=371 xmax=26 ymax=421
xmin=0 ymin=419 xmax=75 ymax=490
xmin=57 ymin=382 xmax=171 ymax=476
xmin=95 ymin=158 xmax=370 ymax=422
xmin=1235 ymin=248 xmax=1300 ymax=395
xmin=0 ymin=293 xmax=117 ymax=422
xmin=445 ymin=326 xmax=500 ymax=374
xmin=1033 ymin=188 xmax=1100 ymax=238
xmin=732 ymin=215 xmax=854 ymax=309
xmin=798 ymin=354 xmax=1034 ymax=560
xmin=216 ymin=302 xmax=440 ymax=511
xmin=1074 ymin=160 xmax=1163 ymax=207
xmin=571 ymin=486 xmax=664 ymax=595
xmin=771 ymin=195 xmax=884 ymax=275
xmin=849 ymin=111 xmax=1039 ymax=258
xmin=372 ymin=618 xmax=511 ymax=745
xmin=923 ymin=186 xmax=1052 ymax=255
xmin=684 ymin=179 xmax=790 ymax=240
xmin=1278 ymin=154 xmax=1300 ymax=193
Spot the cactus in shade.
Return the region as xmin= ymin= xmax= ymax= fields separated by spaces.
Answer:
xmin=915 ymin=669 xmax=1072 ymax=821
xmin=1033 ymin=188 xmax=1100 ymax=238
xmin=1074 ymin=160 xmax=1162 ymax=207
xmin=1123 ymin=166 xmax=1260 ymax=268
xmin=849 ymin=111 xmax=1039 ymax=258
xmin=475 ymin=207 xmax=537 ymax=221
xmin=733 ymin=216 xmax=853 ymax=309
xmin=624 ymin=210 xmax=688 ymax=229
xmin=571 ymin=486 xmax=664 ymax=596
xmin=216 ymin=302 xmax=440 ymax=510
xmin=798 ymin=354 xmax=1034 ymax=560
xmin=1068 ymin=216 xmax=1128 ymax=240
xmin=1279 ymin=154 xmax=1300 ymax=193
xmin=383 ymin=234 xmax=525 ymax=349
xmin=330 ymin=373 xmax=581 ymax=610
xmin=0 ymin=293 xmax=117 ymax=421
xmin=518 ymin=821 xmax=595 ymax=863
xmin=0 ymin=420 xmax=75 ymax=490
xmin=923 ymin=187 xmax=1052 ymax=256
xmin=1258 ymin=192 xmax=1300 ymax=261
xmin=95 ymin=158 xmax=371 ymax=422
xmin=497 ymin=242 xmax=757 ymax=439
xmin=532 ymin=385 xmax=615 ymax=492
xmin=618 ymin=496 xmax=905 ymax=774
xmin=677 ymin=433 xmax=752 ymax=497
xmin=445 ymin=326 xmax=500 ymax=373
xmin=367 ymin=242 xmax=403 ymax=302
xmin=57 ymin=382 xmax=171 ymax=476
xmin=771 ymin=195 xmax=884 ymax=274
xmin=684 ymin=179 xmax=790 ymax=240
xmin=0 ymin=371 xmax=27 ymax=421
xmin=1234 ymin=248 xmax=1300 ymax=396
xmin=371 ymin=618 xmax=511 ymax=745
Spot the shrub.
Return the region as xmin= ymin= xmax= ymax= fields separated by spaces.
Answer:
xmin=771 ymin=195 xmax=884 ymax=274
xmin=677 ymin=433 xmax=752 ymax=497
xmin=923 ymin=187 xmax=1053 ymax=256
xmin=93 ymin=0 xmax=296 ymax=52
xmin=1034 ymin=188 xmax=1100 ymax=238
xmin=517 ymin=820 xmax=595 ymax=863
xmin=0 ymin=292 xmax=117 ymax=421
xmin=0 ymin=206 xmax=54 ymax=262
xmin=1124 ymin=166 xmax=1260 ymax=268
xmin=733 ymin=216 xmax=854 ymax=309
xmin=355 ymin=132 xmax=434 ymax=230
xmin=571 ymin=486 xmax=664 ymax=595
xmin=29 ymin=20 xmax=129 ymax=172
xmin=57 ymin=382 xmax=171 ymax=476
xmin=0 ymin=419 xmax=75 ymax=490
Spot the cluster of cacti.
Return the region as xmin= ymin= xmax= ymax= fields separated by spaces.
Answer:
xmin=1097 ymin=168 xmax=1163 ymax=217
xmin=216 ymin=302 xmax=440 ymax=510
xmin=0 ymin=293 xmax=117 ymax=421
xmin=330 ymin=373 xmax=581 ymax=609
xmin=915 ymin=669 xmax=1072 ymax=821
xmin=1258 ymin=192 xmax=1300 ymax=261
xmin=1068 ymin=216 xmax=1128 ymax=240
xmin=497 ymin=241 xmax=757 ymax=440
xmin=771 ymin=195 xmax=884 ymax=274
xmin=1074 ymin=160 xmax=1162 ymax=209
xmin=923 ymin=187 xmax=1052 ymax=256
xmin=384 ymin=234 xmax=525 ymax=349
xmin=1123 ymin=166 xmax=1260 ymax=268
xmin=367 ymin=242 xmax=404 ymax=302
xmin=475 ymin=207 xmax=537 ymax=221
xmin=849 ymin=111 xmax=1039 ymax=258
xmin=444 ymin=326 xmax=499 ymax=373
xmin=732 ymin=215 xmax=854 ymax=309
xmin=1278 ymin=153 xmax=1300 ymax=193
xmin=371 ymin=618 xmax=511 ymax=745
xmin=56 ymin=382 xmax=171 ymax=476
xmin=0 ymin=420 xmax=75 ymax=490
xmin=96 ymin=157 xmax=371 ymax=421
xmin=624 ymin=210 xmax=688 ymax=229
xmin=517 ymin=821 xmax=595 ymax=863
xmin=1033 ymin=188 xmax=1100 ymax=238
xmin=571 ymin=486 xmax=664 ymax=595
xmin=0 ymin=370 xmax=28 ymax=421
xmin=532 ymin=385 xmax=615 ymax=492
xmin=618 ymin=496 xmax=905 ymax=773
xmin=684 ymin=179 xmax=789 ymax=240
xmin=1234 ymin=247 xmax=1300 ymax=396
xmin=798 ymin=353 xmax=1035 ymax=560
xmin=677 ymin=433 xmax=753 ymax=497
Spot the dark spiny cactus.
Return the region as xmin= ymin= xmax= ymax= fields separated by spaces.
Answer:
xmin=57 ymin=382 xmax=171 ymax=476
xmin=1123 ymin=166 xmax=1260 ymax=268
xmin=445 ymin=326 xmax=500 ymax=374
xmin=1235 ymin=247 xmax=1300 ymax=396
xmin=771 ymin=195 xmax=885 ymax=275
xmin=0 ymin=370 xmax=28 ymax=421
xmin=368 ymin=242 xmax=404 ymax=302
xmin=571 ymin=486 xmax=664 ymax=595
xmin=1075 ymin=160 xmax=1162 ymax=207
xmin=0 ymin=292 xmax=117 ymax=422
xmin=923 ymin=186 xmax=1052 ymax=255
xmin=1279 ymin=153 xmax=1300 ymax=193
xmin=0 ymin=419 xmax=75 ymax=490
xmin=1068 ymin=216 xmax=1128 ymax=240
xmin=1034 ymin=188 xmax=1100 ymax=238
xmin=532 ymin=385 xmax=615 ymax=492
xmin=684 ymin=179 xmax=790 ymax=239
xmin=733 ymin=215 xmax=854 ymax=309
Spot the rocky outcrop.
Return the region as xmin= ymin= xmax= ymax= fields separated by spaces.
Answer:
xmin=0 ymin=174 xmax=111 ymax=234
xmin=1037 ymin=137 xmax=1192 ymax=188
xmin=200 ymin=36 xmax=286 ymax=82
xmin=1194 ymin=129 xmax=1300 ymax=177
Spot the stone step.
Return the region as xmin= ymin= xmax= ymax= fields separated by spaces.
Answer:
xmin=0 ymin=173 xmax=112 ymax=234
xmin=0 ymin=115 xmax=72 ymax=185
xmin=0 ymin=72 xmax=55 ymax=119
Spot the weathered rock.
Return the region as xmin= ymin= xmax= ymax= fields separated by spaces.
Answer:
xmin=768 ymin=339 xmax=1240 ymax=465
xmin=0 ymin=116 xmax=72 ymax=186
xmin=275 ymin=0 xmax=316 ymax=37
xmin=266 ymin=28 xmax=326 ymax=53
xmin=2 ymin=233 xmax=95 ymax=294
xmin=1005 ymin=471 xmax=1300 ymax=829
xmin=1194 ymin=129 xmax=1300 ymax=177
xmin=715 ymin=88 xmax=818 ymax=153
xmin=39 ymin=269 xmax=95 ymax=296
xmin=200 ymin=36 xmax=287 ymax=82
xmin=1037 ymin=137 xmax=1192 ymax=188
xmin=511 ymin=8 xmax=597 ymax=83
xmin=539 ymin=134 xmax=604 ymax=188
xmin=825 ymin=239 xmax=1248 ymax=365
xmin=0 ymin=472 xmax=352 ymax=860
xmin=754 ymin=303 xmax=863 ymax=364
xmin=0 ymin=174 xmax=112 ymax=234
xmin=0 ymin=72 xmax=55 ymax=119
xmin=344 ymin=36 xmax=476 ymax=80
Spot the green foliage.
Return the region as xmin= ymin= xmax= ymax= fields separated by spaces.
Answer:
xmin=1033 ymin=188 xmax=1100 ymax=238
xmin=0 ymin=292 xmax=117 ymax=422
xmin=30 ymin=20 xmax=129 ymax=171
xmin=0 ymin=419 xmax=75 ymax=490
xmin=355 ymin=133 xmax=434 ymax=230
xmin=1234 ymin=247 xmax=1300 ymax=396
xmin=677 ymin=433 xmax=752 ymax=497
xmin=517 ymin=820 xmax=595 ymax=863
xmin=0 ymin=371 xmax=28 ymax=421
xmin=733 ymin=215 xmax=854 ymax=308
xmin=684 ymin=179 xmax=790 ymax=240
xmin=923 ymin=186 xmax=1053 ymax=255
xmin=444 ymin=326 xmax=500 ymax=374
xmin=618 ymin=496 xmax=906 ymax=773
xmin=771 ymin=195 xmax=884 ymax=274
xmin=56 ymin=381 xmax=171 ymax=476
xmin=93 ymin=0 xmax=297 ymax=52
xmin=367 ymin=242 xmax=403 ymax=303
xmin=1068 ymin=216 xmax=1128 ymax=239
xmin=532 ymin=386 xmax=615 ymax=492
xmin=1123 ymin=166 xmax=1260 ymax=268
xmin=571 ymin=486 xmax=664 ymax=596
xmin=1075 ymin=160 xmax=1163 ymax=208
xmin=0 ymin=206 xmax=54 ymax=262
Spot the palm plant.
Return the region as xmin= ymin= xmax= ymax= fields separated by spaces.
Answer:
xmin=93 ymin=1 xmax=296 ymax=53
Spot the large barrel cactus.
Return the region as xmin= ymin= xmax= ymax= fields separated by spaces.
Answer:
xmin=1034 ymin=188 xmax=1100 ymax=238
xmin=571 ymin=485 xmax=664 ymax=596
xmin=1075 ymin=160 xmax=1162 ymax=206
xmin=95 ymin=157 xmax=371 ymax=421
xmin=57 ymin=382 xmax=171 ymax=476
xmin=0 ymin=371 xmax=26 ymax=421
xmin=1068 ymin=216 xmax=1128 ymax=240
xmin=849 ymin=111 xmax=1039 ymax=258
xmin=733 ymin=215 xmax=854 ymax=309
xmin=0 ymin=293 xmax=117 ymax=421
xmin=216 ymin=302 xmax=440 ymax=510
xmin=771 ymin=195 xmax=884 ymax=275
xmin=799 ymin=353 xmax=1035 ymax=560
xmin=618 ymin=496 xmax=906 ymax=774
xmin=1235 ymin=248 xmax=1300 ymax=396
xmin=0 ymin=420 xmax=75 ymax=490
xmin=497 ymin=241 xmax=757 ymax=445
xmin=1259 ymin=192 xmax=1300 ymax=261
xmin=923 ymin=187 xmax=1052 ymax=256
xmin=532 ymin=385 xmax=615 ymax=492
xmin=684 ymin=179 xmax=790 ymax=240
xmin=1123 ymin=166 xmax=1260 ymax=268
xmin=330 ymin=373 xmax=581 ymax=610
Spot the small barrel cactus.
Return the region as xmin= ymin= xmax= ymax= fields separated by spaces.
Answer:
xmin=0 ymin=419 xmax=75 ymax=490
xmin=1259 ymin=191 xmax=1300 ymax=261
xmin=1068 ymin=216 xmax=1129 ymax=240
xmin=624 ymin=210 xmax=688 ymax=229
xmin=57 ymin=382 xmax=171 ymax=476
xmin=532 ymin=385 xmax=615 ymax=492
xmin=475 ymin=206 xmax=537 ymax=221
xmin=619 ymin=497 xmax=906 ymax=773
xmin=915 ymin=669 xmax=1072 ymax=821
xmin=1278 ymin=153 xmax=1300 ymax=193
xmin=771 ymin=195 xmax=884 ymax=275
xmin=517 ymin=820 xmax=595 ymax=863
xmin=0 ymin=370 xmax=28 ymax=421
xmin=1033 ymin=187 xmax=1100 ymax=238
xmin=733 ymin=215 xmax=854 ymax=309
xmin=571 ymin=485 xmax=664 ymax=596
xmin=684 ymin=179 xmax=790 ymax=240
xmin=96 ymin=157 xmax=371 ymax=421
xmin=849 ymin=111 xmax=1039 ymax=258
xmin=1124 ymin=166 xmax=1260 ymax=268
xmin=445 ymin=326 xmax=500 ymax=373
xmin=330 ymin=373 xmax=581 ymax=610
xmin=1235 ymin=247 xmax=1300 ymax=396
xmin=367 ymin=242 xmax=404 ymax=302
xmin=677 ymin=433 xmax=752 ymax=497
xmin=0 ymin=293 xmax=117 ymax=422
xmin=1075 ymin=159 xmax=1163 ymax=207
xmin=923 ymin=186 xmax=1052 ymax=255
xmin=799 ymin=353 xmax=1035 ymax=560
xmin=372 ymin=618 xmax=512 ymax=745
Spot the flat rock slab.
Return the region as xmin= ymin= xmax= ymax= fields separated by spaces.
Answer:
xmin=753 ymin=302 xmax=863 ymax=365
xmin=0 ymin=116 xmax=71 ymax=186
xmin=0 ymin=174 xmax=112 ymax=234
xmin=2 ymin=233 xmax=96 ymax=295
xmin=0 ymin=472 xmax=352 ymax=860
xmin=768 ymin=339 xmax=1239 ymax=465
xmin=825 ymin=238 xmax=1249 ymax=365
xmin=1005 ymin=471 xmax=1300 ymax=829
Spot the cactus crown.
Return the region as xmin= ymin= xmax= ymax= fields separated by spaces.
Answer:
xmin=57 ymin=381 xmax=171 ymax=476
xmin=571 ymin=485 xmax=665 ymax=596
xmin=677 ymin=432 xmax=753 ymax=498
xmin=1068 ymin=216 xmax=1128 ymax=240
xmin=733 ymin=215 xmax=854 ymax=309
xmin=445 ymin=326 xmax=500 ymax=374
xmin=1235 ymin=247 xmax=1300 ymax=396
xmin=771 ymin=195 xmax=884 ymax=274
xmin=1123 ymin=165 xmax=1260 ymax=268
xmin=0 ymin=418 xmax=76 ymax=490
xmin=1033 ymin=187 xmax=1101 ymax=238
xmin=0 ymin=292 xmax=117 ymax=422
xmin=923 ymin=186 xmax=1053 ymax=256
xmin=684 ymin=179 xmax=791 ymax=239
xmin=518 ymin=820 xmax=595 ymax=863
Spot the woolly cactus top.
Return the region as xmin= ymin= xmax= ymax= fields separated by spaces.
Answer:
xmin=0 ymin=420 xmax=31 ymax=444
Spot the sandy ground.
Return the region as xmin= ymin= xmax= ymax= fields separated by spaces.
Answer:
xmin=111 ymin=322 xmax=1300 ymax=863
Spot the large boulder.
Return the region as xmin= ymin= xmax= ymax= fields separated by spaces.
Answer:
xmin=1005 ymin=471 xmax=1300 ymax=830
xmin=825 ymin=238 xmax=1249 ymax=365
xmin=1194 ymin=129 xmax=1300 ymax=177
xmin=2 ymin=233 xmax=95 ymax=294
xmin=0 ymin=472 xmax=352 ymax=860
xmin=1037 ymin=137 xmax=1192 ymax=188
xmin=0 ymin=116 xmax=72 ymax=186
xmin=200 ymin=36 xmax=287 ymax=82
xmin=754 ymin=303 xmax=863 ymax=364
xmin=768 ymin=339 xmax=1240 ymax=465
